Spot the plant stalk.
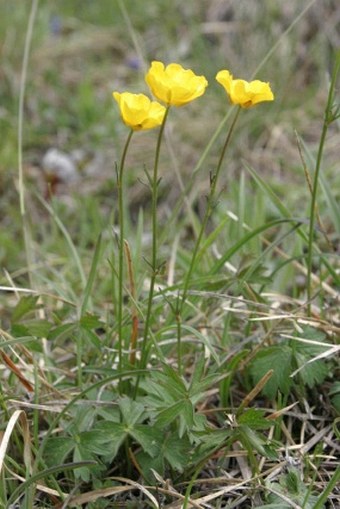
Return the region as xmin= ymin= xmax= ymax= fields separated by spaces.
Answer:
xmin=306 ymin=53 xmax=340 ymax=314
xmin=176 ymin=107 xmax=241 ymax=373
xmin=117 ymin=129 xmax=134 ymax=383
xmin=139 ymin=107 xmax=171 ymax=371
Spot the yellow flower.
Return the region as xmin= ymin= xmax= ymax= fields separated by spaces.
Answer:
xmin=113 ymin=92 xmax=166 ymax=130
xmin=145 ymin=61 xmax=208 ymax=107
xmin=216 ymin=70 xmax=274 ymax=108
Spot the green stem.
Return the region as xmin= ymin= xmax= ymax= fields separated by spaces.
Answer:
xmin=306 ymin=54 xmax=340 ymax=314
xmin=313 ymin=465 xmax=340 ymax=509
xmin=139 ymin=107 xmax=170 ymax=371
xmin=117 ymin=129 xmax=134 ymax=384
xmin=176 ymin=107 xmax=241 ymax=372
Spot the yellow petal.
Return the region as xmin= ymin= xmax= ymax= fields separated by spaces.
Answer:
xmin=216 ymin=70 xmax=233 ymax=95
xmin=216 ymin=70 xmax=274 ymax=108
xmin=145 ymin=61 xmax=208 ymax=107
xmin=113 ymin=91 xmax=166 ymax=130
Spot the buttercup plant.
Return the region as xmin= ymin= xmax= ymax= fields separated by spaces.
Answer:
xmin=113 ymin=62 xmax=274 ymax=377
xmin=175 ymin=69 xmax=274 ymax=372
xmin=112 ymin=61 xmax=209 ymax=376
xmin=7 ymin=3 xmax=339 ymax=503
xmin=112 ymin=90 xmax=166 ymax=380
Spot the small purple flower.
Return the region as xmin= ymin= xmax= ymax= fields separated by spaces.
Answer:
xmin=126 ymin=56 xmax=142 ymax=71
xmin=50 ymin=15 xmax=62 ymax=37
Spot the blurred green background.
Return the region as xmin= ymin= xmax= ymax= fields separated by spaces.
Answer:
xmin=0 ymin=0 xmax=339 ymax=274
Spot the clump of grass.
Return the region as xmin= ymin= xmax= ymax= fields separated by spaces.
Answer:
xmin=0 ymin=1 xmax=339 ymax=508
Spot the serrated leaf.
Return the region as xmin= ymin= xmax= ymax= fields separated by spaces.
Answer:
xmin=153 ymin=366 xmax=187 ymax=398
xmin=79 ymin=313 xmax=104 ymax=330
xmin=80 ymin=326 xmax=101 ymax=349
xmin=188 ymin=356 xmax=205 ymax=390
xmin=155 ymin=399 xmax=186 ymax=428
xmin=238 ymin=408 xmax=271 ymax=430
xmin=95 ymin=406 xmax=120 ymax=423
xmin=78 ymin=430 xmax=112 ymax=456
xmin=239 ymin=425 xmax=267 ymax=456
xmin=267 ymin=468 xmax=324 ymax=509
xmin=10 ymin=324 xmax=31 ymax=337
xmin=136 ymin=450 xmax=164 ymax=483
xmin=21 ymin=319 xmax=52 ymax=338
xmin=250 ymin=346 xmax=293 ymax=399
xmin=73 ymin=443 xmax=99 ymax=482
xmin=44 ymin=436 xmax=75 ymax=467
xmin=291 ymin=326 xmax=329 ymax=388
xmin=189 ymin=372 xmax=225 ymax=398
xmin=240 ymin=426 xmax=278 ymax=460
xmin=147 ymin=375 xmax=185 ymax=402
xmin=48 ymin=322 xmax=78 ymax=341
xmin=294 ymin=352 xmax=328 ymax=388
xmin=69 ymin=404 xmax=97 ymax=432
xmin=163 ymin=433 xmax=191 ymax=472
xmin=93 ymin=421 xmax=127 ymax=459
xmin=179 ymin=399 xmax=194 ymax=437
xmin=284 ymin=468 xmax=301 ymax=494
xmin=129 ymin=425 xmax=162 ymax=457
xmin=142 ymin=380 xmax=175 ymax=407
xmin=119 ymin=397 xmax=145 ymax=426
xmin=191 ymin=428 xmax=230 ymax=462
xmin=11 ymin=295 xmax=39 ymax=321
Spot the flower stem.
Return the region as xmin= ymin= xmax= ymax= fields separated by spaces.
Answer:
xmin=177 ymin=107 xmax=241 ymax=372
xmin=306 ymin=54 xmax=340 ymax=315
xmin=139 ymin=106 xmax=170 ymax=372
xmin=117 ymin=129 xmax=133 ymax=383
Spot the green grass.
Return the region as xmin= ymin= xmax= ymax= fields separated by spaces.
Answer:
xmin=0 ymin=1 xmax=339 ymax=507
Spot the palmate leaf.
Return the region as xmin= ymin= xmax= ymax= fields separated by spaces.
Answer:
xmin=93 ymin=406 xmax=162 ymax=461
xmin=251 ymin=326 xmax=330 ymax=399
xmin=291 ymin=327 xmax=329 ymax=388
xmin=142 ymin=369 xmax=187 ymax=407
xmin=136 ymin=433 xmax=192 ymax=482
xmin=257 ymin=468 xmax=324 ymax=509
xmin=92 ymin=421 xmax=127 ymax=460
xmin=250 ymin=345 xmax=293 ymax=399
xmin=119 ymin=397 xmax=145 ymax=426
